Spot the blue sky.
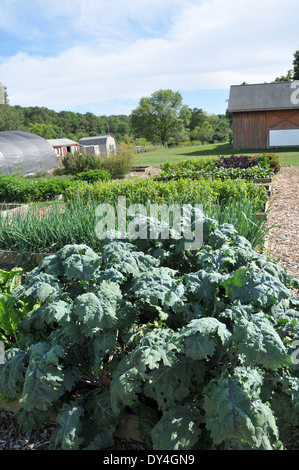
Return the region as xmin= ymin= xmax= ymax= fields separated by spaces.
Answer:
xmin=0 ymin=0 xmax=298 ymax=116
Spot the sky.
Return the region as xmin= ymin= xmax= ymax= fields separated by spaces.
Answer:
xmin=0 ymin=0 xmax=298 ymax=117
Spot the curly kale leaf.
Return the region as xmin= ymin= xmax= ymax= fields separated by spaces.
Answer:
xmin=87 ymin=330 xmax=117 ymax=371
xmin=150 ymin=400 xmax=202 ymax=450
xmin=19 ymin=342 xmax=65 ymax=411
xmin=110 ymin=357 xmax=143 ymax=416
xmin=203 ymin=377 xmax=281 ymax=450
xmin=95 ymin=280 xmax=122 ymax=313
xmin=38 ymin=254 xmax=63 ymax=277
xmin=233 ymin=313 xmax=289 ymax=370
xmin=101 ymin=240 xmax=160 ymax=276
xmin=35 ymin=245 xmax=102 ymax=284
xmin=110 ymin=329 xmax=183 ymax=415
xmin=83 ymin=390 xmax=121 ymax=450
xmin=221 ymin=268 xmax=291 ymax=308
xmin=129 ymin=328 xmax=183 ymax=374
xmin=206 ymin=223 xmax=239 ymax=249
xmin=184 ymin=270 xmax=224 ymax=311
xmin=196 ymin=245 xmax=238 ymax=272
xmin=56 ymin=244 xmax=98 ymax=262
xmin=232 ymin=366 xmax=265 ymax=400
xmin=179 ymin=317 xmax=232 ymax=361
xmin=270 ymin=298 xmax=299 ymax=323
xmin=73 ymin=291 xmax=117 ymax=336
xmin=130 ymin=267 xmax=185 ymax=313
xmin=19 ymin=299 xmax=72 ymax=333
xmin=49 ymin=402 xmax=85 ymax=450
xmin=248 ymin=255 xmax=289 ymax=284
xmin=19 ymin=272 xmax=62 ymax=302
xmin=62 ymin=252 xmax=101 ymax=283
xmin=0 ymin=348 xmax=28 ymax=399
xmin=144 ymin=359 xmax=205 ymax=412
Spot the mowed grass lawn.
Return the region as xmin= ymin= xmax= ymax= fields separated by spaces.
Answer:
xmin=133 ymin=142 xmax=299 ymax=167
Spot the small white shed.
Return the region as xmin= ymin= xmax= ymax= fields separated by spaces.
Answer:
xmin=79 ymin=135 xmax=116 ymax=157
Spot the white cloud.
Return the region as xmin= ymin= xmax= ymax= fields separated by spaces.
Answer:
xmin=0 ymin=0 xmax=298 ymax=114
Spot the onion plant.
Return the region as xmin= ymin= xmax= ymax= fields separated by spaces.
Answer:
xmin=0 ymin=194 xmax=272 ymax=260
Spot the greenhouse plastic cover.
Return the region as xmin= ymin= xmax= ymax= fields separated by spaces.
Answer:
xmin=0 ymin=130 xmax=59 ymax=175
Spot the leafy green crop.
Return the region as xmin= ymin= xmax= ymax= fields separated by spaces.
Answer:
xmin=0 ymin=267 xmax=38 ymax=346
xmin=0 ymin=216 xmax=298 ymax=450
xmin=153 ymin=165 xmax=274 ymax=182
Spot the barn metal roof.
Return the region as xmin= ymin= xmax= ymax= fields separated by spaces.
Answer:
xmin=227 ymin=82 xmax=299 ymax=112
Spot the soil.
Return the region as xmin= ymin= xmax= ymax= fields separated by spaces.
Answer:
xmin=0 ymin=165 xmax=299 ymax=450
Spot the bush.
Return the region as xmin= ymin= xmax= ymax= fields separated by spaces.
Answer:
xmin=62 ymin=151 xmax=104 ymax=175
xmin=100 ymin=143 xmax=135 ymax=179
xmin=0 ymin=175 xmax=72 ymax=202
xmin=254 ymin=153 xmax=281 ymax=174
xmin=74 ymin=169 xmax=111 ymax=183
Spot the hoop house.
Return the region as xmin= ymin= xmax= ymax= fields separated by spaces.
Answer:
xmin=0 ymin=130 xmax=59 ymax=175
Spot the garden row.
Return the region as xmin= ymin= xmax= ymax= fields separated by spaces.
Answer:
xmin=0 ymin=153 xmax=279 ymax=204
xmin=154 ymin=153 xmax=280 ymax=182
xmin=0 ymin=177 xmax=268 ymax=259
xmin=0 ymin=153 xmax=275 ymax=263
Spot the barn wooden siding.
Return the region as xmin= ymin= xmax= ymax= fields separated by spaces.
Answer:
xmin=232 ymin=109 xmax=299 ymax=149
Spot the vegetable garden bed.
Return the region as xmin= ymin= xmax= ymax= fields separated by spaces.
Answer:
xmin=2 ymin=154 xmax=297 ymax=451
xmin=0 ymin=213 xmax=298 ymax=451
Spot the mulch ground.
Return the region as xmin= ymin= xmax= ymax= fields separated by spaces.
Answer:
xmin=264 ymin=166 xmax=299 ymax=280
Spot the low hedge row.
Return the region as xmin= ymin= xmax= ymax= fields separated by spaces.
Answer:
xmin=65 ymin=177 xmax=269 ymax=212
xmin=0 ymin=165 xmax=269 ymax=212
xmin=0 ymin=175 xmax=73 ymax=203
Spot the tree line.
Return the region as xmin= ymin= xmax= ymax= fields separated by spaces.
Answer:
xmin=0 ymin=84 xmax=231 ymax=146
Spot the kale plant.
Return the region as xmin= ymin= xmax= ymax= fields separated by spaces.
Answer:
xmin=0 ymin=216 xmax=298 ymax=450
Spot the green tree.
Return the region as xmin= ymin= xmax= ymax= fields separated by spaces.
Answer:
xmin=189 ymin=108 xmax=207 ymax=131
xmin=0 ymin=82 xmax=24 ymax=131
xmin=274 ymin=70 xmax=293 ymax=82
xmin=130 ymin=89 xmax=188 ymax=145
xmin=273 ymin=49 xmax=299 ymax=82
xmin=293 ymin=49 xmax=299 ymax=80
xmin=190 ymin=121 xmax=214 ymax=144
xmin=27 ymin=123 xmax=60 ymax=139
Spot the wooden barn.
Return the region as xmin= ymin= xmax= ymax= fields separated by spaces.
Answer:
xmin=227 ymin=82 xmax=299 ymax=149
